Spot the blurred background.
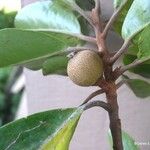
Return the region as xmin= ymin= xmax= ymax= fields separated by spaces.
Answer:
xmin=0 ymin=0 xmax=24 ymax=126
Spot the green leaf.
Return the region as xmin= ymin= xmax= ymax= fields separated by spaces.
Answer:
xmin=0 ymin=67 xmax=12 ymax=81
xmin=138 ymin=25 xmax=150 ymax=59
xmin=42 ymin=55 xmax=68 ymax=76
xmin=123 ymin=75 xmax=150 ymax=98
xmin=123 ymin=52 xmax=150 ymax=78
xmin=122 ymin=131 xmax=139 ymax=150
xmin=0 ymin=91 xmax=5 ymax=109
xmin=23 ymin=58 xmax=46 ymax=71
xmin=114 ymin=0 xmax=127 ymax=9
xmin=113 ymin=0 xmax=134 ymax=35
xmin=0 ymin=107 xmax=83 ymax=150
xmin=0 ymin=28 xmax=80 ymax=68
xmin=122 ymin=0 xmax=150 ymax=39
xmin=123 ymin=44 xmax=150 ymax=78
xmin=14 ymin=1 xmax=82 ymax=72
xmin=109 ymin=130 xmax=139 ymax=150
xmin=15 ymin=1 xmax=81 ymax=34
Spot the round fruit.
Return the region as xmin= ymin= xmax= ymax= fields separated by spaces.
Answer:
xmin=67 ymin=50 xmax=103 ymax=86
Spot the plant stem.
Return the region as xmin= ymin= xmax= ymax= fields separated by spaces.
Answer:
xmin=120 ymin=57 xmax=150 ymax=73
xmin=102 ymin=0 xmax=128 ymax=39
xmin=112 ymin=57 xmax=150 ymax=79
xmin=110 ymin=38 xmax=131 ymax=64
xmin=81 ymin=80 xmax=125 ymax=105
xmin=69 ymin=1 xmax=93 ymax=26
xmin=74 ymin=34 xmax=96 ymax=43
xmin=89 ymin=1 xmax=124 ymax=149
xmin=94 ymin=0 xmax=101 ymax=14
xmin=83 ymin=100 xmax=111 ymax=112
xmin=81 ymin=89 xmax=104 ymax=105
xmin=106 ymin=83 xmax=123 ymax=150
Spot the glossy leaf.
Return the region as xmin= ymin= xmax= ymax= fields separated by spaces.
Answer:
xmin=42 ymin=55 xmax=68 ymax=76
xmin=113 ymin=0 xmax=134 ymax=35
xmin=54 ymin=0 xmax=93 ymax=35
xmin=15 ymin=1 xmax=81 ymax=34
xmin=0 ymin=107 xmax=83 ymax=150
xmin=14 ymin=0 xmax=82 ymax=72
xmin=109 ymin=130 xmax=139 ymax=150
xmin=138 ymin=25 xmax=150 ymax=59
xmin=122 ymin=0 xmax=150 ymax=39
xmin=0 ymin=28 xmax=81 ymax=68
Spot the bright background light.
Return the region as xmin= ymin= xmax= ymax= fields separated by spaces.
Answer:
xmin=0 ymin=0 xmax=21 ymax=13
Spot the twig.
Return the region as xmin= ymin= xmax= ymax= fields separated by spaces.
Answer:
xmin=74 ymin=34 xmax=96 ymax=44
xmin=81 ymin=89 xmax=104 ymax=105
xmin=116 ymin=80 xmax=126 ymax=89
xmin=102 ymin=0 xmax=128 ymax=39
xmin=95 ymin=0 xmax=101 ymax=13
xmin=81 ymin=80 xmax=125 ymax=106
xmin=92 ymin=0 xmax=102 ymax=31
xmin=83 ymin=100 xmax=111 ymax=112
xmin=120 ymin=57 xmax=150 ymax=73
xmin=68 ymin=1 xmax=93 ymax=26
xmin=90 ymin=0 xmax=105 ymax=54
xmin=110 ymin=38 xmax=131 ymax=64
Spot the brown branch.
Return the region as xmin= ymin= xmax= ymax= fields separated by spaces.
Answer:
xmin=81 ymin=89 xmax=104 ymax=105
xmin=102 ymin=0 xmax=128 ymax=39
xmin=92 ymin=0 xmax=102 ymax=31
xmin=120 ymin=57 xmax=150 ymax=73
xmin=116 ymin=80 xmax=126 ymax=89
xmin=83 ymin=100 xmax=111 ymax=112
xmin=81 ymin=80 xmax=125 ymax=106
xmin=84 ymin=1 xmax=125 ymax=149
xmin=106 ymin=83 xmax=123 ymax=150
xmin=90 ymin=0 xmax=106 ymax=54
xmin=110 ymin=38 xmax=131 ymax=64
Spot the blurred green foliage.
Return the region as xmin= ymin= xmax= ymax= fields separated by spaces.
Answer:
xmin=0 ymin=6 xmax=22 ymax=126
xmin=0 ymin=67 xmax=23 ymax=126
xmin=0 ymin=9 xmax=16 ymax=29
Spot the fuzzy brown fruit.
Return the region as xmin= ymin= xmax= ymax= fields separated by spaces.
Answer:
xmin=67 ymin=50 xmax=103 ymax=86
